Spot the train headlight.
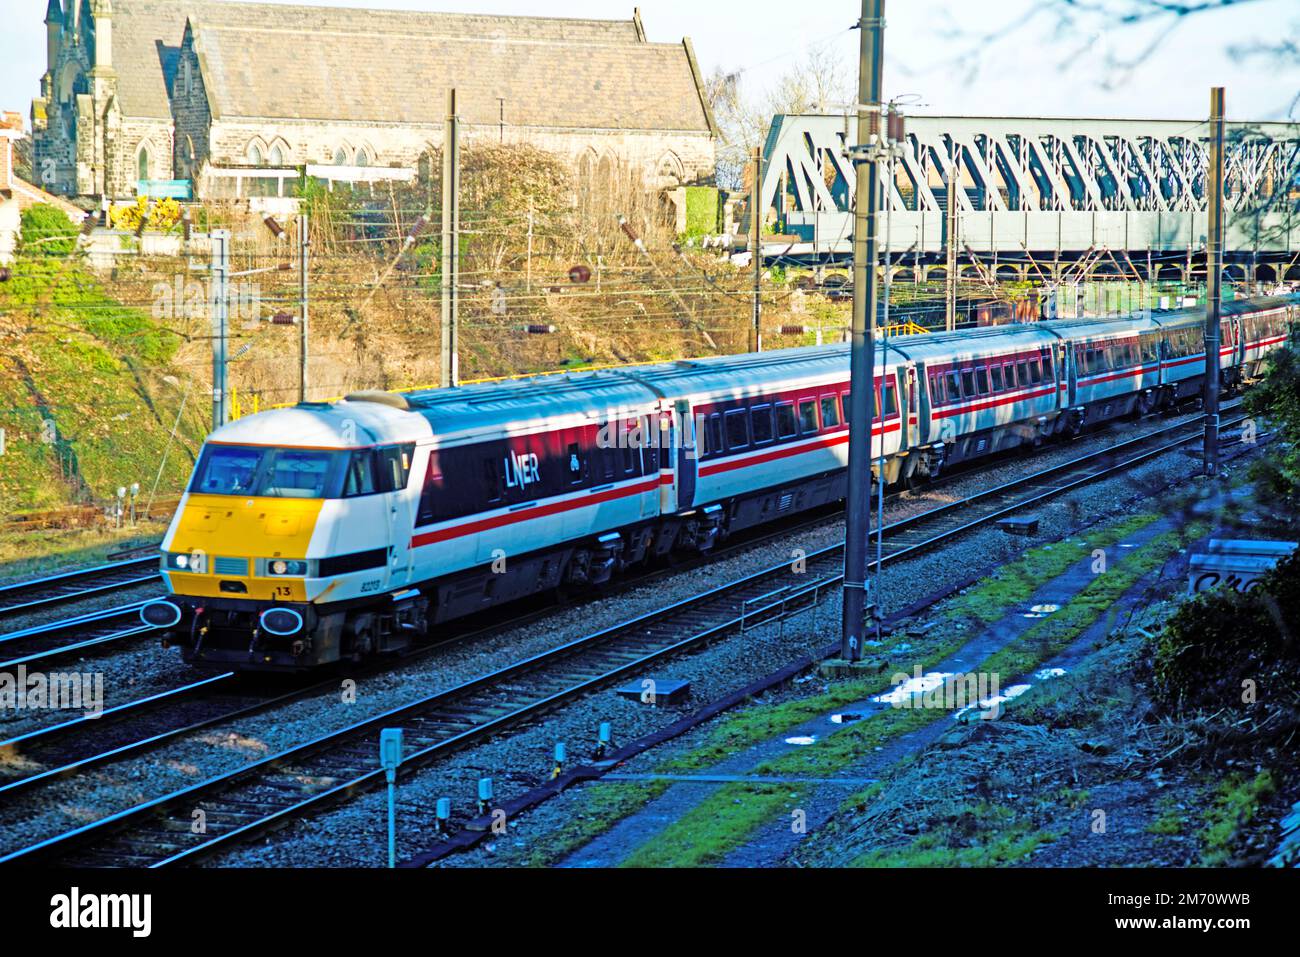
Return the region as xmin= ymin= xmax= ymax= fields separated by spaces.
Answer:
xmin=266 ymin=559 xmax=310 ymax=577
xmin=164 ymin=551 xmax=204 ymax=573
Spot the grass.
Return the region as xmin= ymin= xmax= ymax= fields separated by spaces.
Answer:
xmin=509 ymin=780 xmax=669 ymax=868
xmin=1200 ymin=770 xmax=1276 ymax=866
xmin=0 ymin=251 xmax=204 ymax=514
xmin=850 ymin=803 xmax=1059 ymax=867
xmin=0 ymin=522 xmax=166 ymax=583
xmin=621 ymin=781 xmax=796 ymax=868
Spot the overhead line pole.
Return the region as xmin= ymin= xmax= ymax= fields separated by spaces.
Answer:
xmin=1204 ymin=86 xmax=1225 ymax=476
xmin=441 ymin=88 xmax=461 ymax=389
xmin=298 ymin=213 xmax=309 ymax=403
xmin=751 ymin=145 xmax=764 ymax=353
xmin=840 ymin=0 xmax=884 ymax=664
xmin=210 ymin=228 xmax=230 ymax=429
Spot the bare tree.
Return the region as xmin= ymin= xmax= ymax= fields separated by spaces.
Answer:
xmin=708 ymin=45 xmax=854 ymax=190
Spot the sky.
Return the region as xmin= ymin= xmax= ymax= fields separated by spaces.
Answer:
xmin=1 ymin=0 xmax=1297 ymax=126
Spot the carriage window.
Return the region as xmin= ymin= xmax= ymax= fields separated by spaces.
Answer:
xmin=620 ymin=439 xmax=636 ymax=475
xmin=703 ymin=414 xmax=723 ymax=456
xmin=725 ymin=410 xmax=749 ymax=450
xmin=975 ymin=368 xmax=990 ymax=395
xmin=929 ymin=374 xmax=942 ymax=404
xmin=1027 ymin=359 xmax=1042 ymax=384
xmin=841 ymin=391 xmax=852 ymax=423
xmin=1017 ymin=360 xmax=1031 ymax=385
xmin=961 ymin=369 xmax=976 ymax=397
xmin=798 ymin=399 xmax=819 ymax=433
xmin=1003 ymin=363 xmax=1017 ymax=389
xmin=990 ymin=365 xmax=1004 ymax=392
xmin=1042 ymin=354 xmax=1054 ymax=379
xmin=751 ymin=405 xmax=774 ymax=444
xmin=945 ymin=371 xmax=962 ymax=399
xmin=775 ymin=402 xmax=797 ymax=439
xmin=882 ymin=382 xmax=898 ymax=416
xmin=484 ymin=457 xmax=504 ymax=502
xmin=820 ymin=395 xmax=840 ymax=428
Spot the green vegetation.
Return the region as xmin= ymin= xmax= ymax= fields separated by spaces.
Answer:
xmin=1245 ymin=341 xmax=1300 ymax=513
xmin=0 ymin=207 xmax=202 ymax=513
xmin=17 ymin=204 xmax=78 ymax=257
xmin=683 ymin=186 xmax=719 ymax=237
xmin=1200 ymin=771 xmax=1275 ymax=865
xmin=1149 ymin=551 xmax=1300 ymax=711
xmin=510 ymin=781 xmax=669 ymax=868
xmin=850 ymin=804 xmax=1058 ymax=867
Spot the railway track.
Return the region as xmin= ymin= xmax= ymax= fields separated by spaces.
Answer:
xmin=0 ymin=602 xmax=154 ymax=672
xmin=0 ymin=405 xmax=1246 ymax=868
xmin=0 ymin=557 xmax=159 ymax=623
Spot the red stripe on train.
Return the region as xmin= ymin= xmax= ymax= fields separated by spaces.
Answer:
xmin=411 ymin=476 xmax=660 ymax=547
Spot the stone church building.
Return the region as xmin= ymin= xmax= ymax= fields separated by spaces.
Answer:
xmin=32 ymin=0 xmax=718 ymax=201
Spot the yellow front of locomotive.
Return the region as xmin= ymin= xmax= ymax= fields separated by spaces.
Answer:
xmin=140 ymin=399 xmax=430 ymax=671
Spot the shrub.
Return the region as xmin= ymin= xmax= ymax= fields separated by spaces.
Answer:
xmin=1149 ymin=553 xmax=1300 ymax=711
xmin=19 ymin=203 xmax=78 ymax=256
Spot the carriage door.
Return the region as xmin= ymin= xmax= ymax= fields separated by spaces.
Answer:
xmin=674 ymin=399 xmax=696 ymax=512
xmin=379 ymin=445 xmax=415 ymax=588
xmin=903 ymin=365 xmax=917 ymax=451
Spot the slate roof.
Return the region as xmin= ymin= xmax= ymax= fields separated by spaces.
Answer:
xmin=107 ymin=1 xmax=712 ymax=133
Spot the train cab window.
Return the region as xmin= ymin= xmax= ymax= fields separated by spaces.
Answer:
xmin=990 ymin=365 xmax=1005 ymax=392
xmin=961 ymin=369 xmax=976 ymax=396
xmin=820 ymin=395 xmax=840 ymax=428
xmin=705 ymin=414 xmax=723 ymax=457
xmin=798 ymin=399 xmax=819 ymax=434
xmin=975 ymin=368 xmax=991 ymax=395
xmin=342 ymin=451 xmax=377 ymax=497
xmin=263 ymin=451 xmax=329 ymax=498
xmin=751 ymin=405 xmax=774 ymax=444
xmin=775 ymin=402 xmax=797 ymax=439
xmin=725 ymin=410 xmax=749 ymax=450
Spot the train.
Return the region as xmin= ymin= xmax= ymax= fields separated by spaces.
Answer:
xmin=141 ymin=294 xmax=1298 ymax=671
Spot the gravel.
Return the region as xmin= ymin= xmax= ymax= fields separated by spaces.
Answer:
xmin=0 ymin=407 xmax=1241 ymax=864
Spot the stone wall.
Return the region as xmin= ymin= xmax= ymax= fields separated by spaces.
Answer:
xmin=199 ymin=117 xmax=714 ymax=187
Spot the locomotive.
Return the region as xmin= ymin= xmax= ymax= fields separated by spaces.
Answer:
xmin=141 ymin=295 xmax=1297 ymax=671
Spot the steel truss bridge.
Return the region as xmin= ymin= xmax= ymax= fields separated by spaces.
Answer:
xmin=758 ymin=114 xmax=1300 ymax=283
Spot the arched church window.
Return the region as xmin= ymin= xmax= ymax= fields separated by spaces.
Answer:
xmin=355 ymin=148 xmax=371 ymax=168
xmin=246 ymin=142 xmax=264 ymax=166
xmin=334 ymin=147 xmax=350 ymax=165
xmin=268 ymin=144 xmax=285 ymax=167
xmin=137 ymin=147 xmax=150 ymax=182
